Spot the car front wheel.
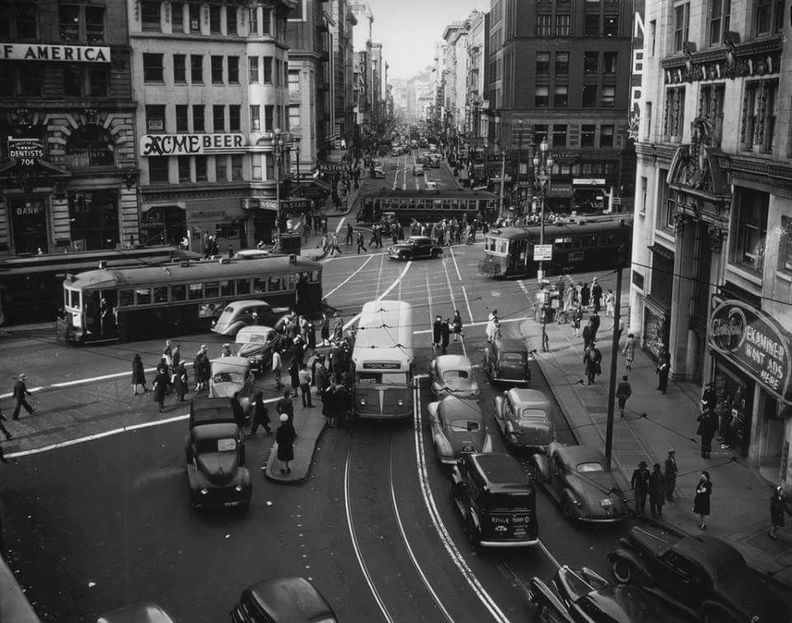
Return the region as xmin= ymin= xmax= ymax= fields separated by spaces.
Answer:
xmin=610 ymin=557 xmax=633 ymax=583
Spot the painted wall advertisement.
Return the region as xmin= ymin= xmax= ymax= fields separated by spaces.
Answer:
xmin=708 ymin=296 xmax=792 ymax=404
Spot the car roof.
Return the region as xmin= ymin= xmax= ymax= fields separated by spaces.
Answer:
xmin=246 ymin=577 xmax=335 ymax=622
xmin=468 ymin=453 xmax=532 ymax=490
xmin=190 ymin=398 xmax=236 ymax=425
xmin=554 ymin=444 xmax=607 ymax=466
xmin=192 ymin=421 xmax=239 ymax=440
xmin=96 ymin=602 xmax=176 ymax=623
xmin=408 ymin=235 xmax=432 ymax=243
xmin=236 ymin=325 xmax=275 ymax=339
xmin=435 ymin=355 xmax=473 ymax=371
xmin=507 ymin=388 xmax=550 ymax=408
xmin=438 ymin=396 xmax=483 ymax=420
xmin=495 ymin=337 xmax=528 ymax=352
xmin=223 ymin=299 xmax=270 ymax=311
xmin=210 ymin=356 xmax=250 ymax=372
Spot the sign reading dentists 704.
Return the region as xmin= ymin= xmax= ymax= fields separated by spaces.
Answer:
xmin=140 ymin=134 xmax=246 ymax=156
xmin=708 ymin=296 xmax=792 ymax=403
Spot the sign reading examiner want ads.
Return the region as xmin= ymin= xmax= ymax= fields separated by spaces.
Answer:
xmin=708 ymin=296 xmax=792 ymax=403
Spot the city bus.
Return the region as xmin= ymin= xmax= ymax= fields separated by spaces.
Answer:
xmin=351 ymin=300 xmax=414 ymax=420
xmin=59 ymin=255 xmax=323 ymax=344
xmin=357 ymin=189 xmax=498 ymax=224
xmin=477 ymin=215 xmax=633 ymax=278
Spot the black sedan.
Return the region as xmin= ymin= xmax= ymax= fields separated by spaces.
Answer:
xmin=231 ymin=577 xmax=336 ymax=622
xmin=387 ymin=235 xmax=442 ymax=260
xmin=608 ymin=527 xmax=791 ymax=623
xmin=530 ymin=565 xmax=695 ymax=623
xmin=483 ymin=337 xmax=532 ymax=385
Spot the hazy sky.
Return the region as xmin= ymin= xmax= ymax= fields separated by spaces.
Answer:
xmin=363 ymin=0 xmax=491 ymax=80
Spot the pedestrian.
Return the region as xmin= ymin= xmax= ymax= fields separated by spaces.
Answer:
xmin=580 ymin=282 xmax=591 ymax=308
xmin=769 ymin=484 xmax=791 ymax=539
xmin=346 ymin=222 xmax=354 ymax=245
xmin=320 ymin=313 xmax=330 ymax=346
xmin=276 ymin=413 xmax=297 ymax=474
xmin=322 ymin=383 xmax=337 ymax=427
xmin=656 ymin=344 xmax=670 ymax=393
xmin=693 ymin=471 xmax=712 ymax=529
xmin=451 ymin=310 xmax=464 ymax=341
xmin=249 ymin=391 xmax=272 ymax=436
xmin=696 ymin=410 xmax=718 ymax=458
xmin=288 ymin=358 xmax=300 ymax=397
xmin=571 ymin=305 xmax=583 ymax=338
xmin=649 ymin=463 xmax=666 ymax=518
xmin=276 ymin=389 xmax=294 ymax=425
xmin=171 ymin=344 xmax=181 ymax=370
xmin=271 ymin=348 xmax=283 ymax=389
xmin=0 ymin=408 xmax=13 ymax=441
xmin=701 ymin=382 xmax=717 ymax=413
xmin=314 ymin=358 xmax=329 ymax=396
xmin=298 ymin=363 xmax=313 ymax=408
xmin=172 ymin=362 xmax=188 ymax=402
xmin=582 ymin=319 xmax=594 ymax=350
xmin=132 ymin=353 xmax=148 ymax=395
xmin=590 ymin=312 xmax=601 ymax=341
xmin=440 ymin=318 xmax=451 ymax=355
xmin=162 ymin=339 xmax=173 ymax=367
xmin=664 ymin=449 xmax=678 ymax=501
xmin=621 ymin=333 xmax=636 ymax=370
xmin=591 ymin=278 xmax=603 ymax=312
xmin=329 ymin=232 xmax=342 ymax=256
xmin=605 ymin=289 xmax=615 ymax=317
xmin=432 ymin=315 xmax=443 ymax=351
xmin=332 ymin=312 xmax=344 ymax=342
xmin=356 ymin=230 xmax=367 ymax=254
xmin=631 ymin=461 xmax=651 ymax=514
xmin=220 ymin=342 xmax=232 ymax=358
xmin=152 ymin=369 xmax=168 ymax=413
xmin=11 ymin=374 xmax=35 ymax=420
xmin=583 ymin=343 xmax=601 ymax=385
xmin=616 ymin=375 xmax=632 ymax=417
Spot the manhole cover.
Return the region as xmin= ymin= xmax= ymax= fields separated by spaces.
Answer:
xmin=744 ymin=530 xmax=792 ymax=555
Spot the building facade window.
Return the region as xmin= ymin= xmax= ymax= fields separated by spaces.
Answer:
xmin=673 ymin=2 xmax=690 ymax=52
xmin=288 ymin=70 xmax=299 ymax=93
xmin=555 ymin=14 xmax=570 ymax=36
xmin=536 ymin=51 xmax=550 ymax=74
xmin=60 ymin=3 xmax=105 ymax=41
xmin=249 ymin=57 xmax=260 ymax=83
xmin=600 ymin=124 xmax=615 ymax=147
xmin=601 ymin=85 xmax=615 ymax=107
xmin=148 ymin=157 xmax=169 ymax=183
xmin=189 ymin=3 xmax=201 ymax=32
xmin=193 ymin=105 xmax=205 ymax=132
xmin=778 ymin=215 xmax=792 ymax=274
xmin=250 ymin=105 xmax=260 ymax=132
xmin=603 ymin=52 xmax=617 ymax=74
xmin=552 ymin=124 xmax=567 ymax=148
xmin=730 ymin=187 xmax=768 ymax=272
xmin=656 ymin=168 xmax=673 ymax=230
xmin=534 ymin=124 xmax=549 ymax=144
xmin=603 ymin=15 xmax=618 ymax=36
xmin=554 ymin=85 xmax=568 ymax=107
xmin=140 ymin=1 xmax=161 ymax=32
xmin=211 ymin=55 xmax=223 ymax=83
xmin=264 ymin=105 xmax=274 ymax=132
xmin=226 ymin=6 xmax=237 ymax=35
xmin=650 ymin=250 xmax=674 ymax=307
xmin=209 ymin=5 xmax=221 ymax=33
xmin=740 ymin=79 xmax=778 ymax=153
xmin=143 ymin=53 xmax=164 ymax=82
xmin=581 ymin=124 xmax=596 ymax=147
xmin=216 ymin=156 xmax=228 ymax=181
xmin=639 ymin=176 xmax=648 ymax=214
xmin=213 ymin=105 xmax=225 ymax=133
xmin=68 ymin=190 xmax=119 ymax=250
xmin=754 ymin=0 xmax=784 ymax=36
xmin=228 ymin=56 xmax=239 ymax=83
xmin=172 ymin=2 xmax=184 ymax=32
xmin=62 ymin=66 xmax=109 ymax=97
xmin=231 ymin=155 xmax=243 ymax=181
xmin=263 ymin=56 xmax=273 ymax=83
xmin=195 ymin=155 xmax=207 ymax=181
xmin=663 ymin=86 xmax=685 ymax=141
xmin=582 ymin=84 xmax=597 ymax=107
xmin=248 ymin=7 xmax=259 ymax=34
xmin=191 ymin=55 xmax=203 ymax=82
xmin=178 ymin=155 xmax=191 ymax=182
xmin=3 ymin=2 xmax=39 ymax=39
xmin=584 ymin=14 xmax=600 ymax=36
xmin=555 ymin=52 xmax=569 ymax=74
xmin=176 ymin=105 xmax=189 ymax=132
xmin=699 ymin=83 xmax=725 ymax=147
xmin=709 ymin=0 xmax=731 ymax=45
xmin=229 ymin=105 xmax=241 ymax=132
xmin=288 ymin=105 xmax=300 ymax=129
xmin=146 ymin=105 xmax=166 ymax=132
xmin=535 ymin=85 xmax=549 ymax=107
xmin=174 ymin=54 xmax=186 ymax=82
xmin=584 ymin=52 xmax=598 ymax=74
xmin=536 ymin=14 xmax=552 ymax=37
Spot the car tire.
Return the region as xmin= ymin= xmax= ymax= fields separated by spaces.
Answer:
xmin=610 ymin=557 xmax=633 ymax=583
xmin=399 ymin=253 xmax=409 ymax=262
xmin=431 ymin=249 xmax=440 ymax=258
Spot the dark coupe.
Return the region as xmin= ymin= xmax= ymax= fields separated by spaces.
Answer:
xmin=484 ymin=337 xmax=532 ymax=385
xmin=387 ymin=235 xmax=443 ymax=260
xmin=608 ymin=527 xmax=791 ymax=623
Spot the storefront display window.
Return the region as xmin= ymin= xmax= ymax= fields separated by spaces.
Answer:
xmin=141 ymin=205 xmax=186 ymax=246
xmin=68 ymin=190 xmax=119 ymax=250
xmin=9 ymin=196 xmax=48 ymax=255
xmin=712 ymin=358 xmax=752 ymax=458
xmin=643 ymin=307 xmax=669 ymax=360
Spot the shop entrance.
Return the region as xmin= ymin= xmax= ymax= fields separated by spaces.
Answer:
xmin=712 ymin=357 xmax=753 ymax=458
xmin=141 ymin=205 xmax=186 ymax=246
xmin=68 ymin=190 xmax=119 ymax=250
xmin=9 ymin=195 xmax=48 ymax=254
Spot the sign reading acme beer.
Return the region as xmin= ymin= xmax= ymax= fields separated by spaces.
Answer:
xmin=0 ymin=43 xmax=110 ymax=62
xmin=708 ymin=296 xmax=792 ymax=403
xmin=140 ymin=134 xmax=246 ymax=156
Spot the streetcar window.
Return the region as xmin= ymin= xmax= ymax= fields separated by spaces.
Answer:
xmin=252 ymin=278 xmax=267 ymax=294
xmin=268 ymin=276 xmax=282 ymax=291
xmin=188 ymin=283 xmax=203 ymax=300
xmin=283 ymin=274 xmax=296 ymax=290
xmin=116 ymin=290 xmax=131 ymax=307
xmin=310 ymin=270 xmax=319 ymax=282
xmin=554 ymin=237 xmax=572 ymax=250
xmin=496 ymin=239 xmax=508 ymax=255
xmin=154 ymin=286 xmax=168 ymax=303
xmin=236 ymin=279 xmax=251 ymax=295
xmin=204 ymin=281 xmax=219 ymax=299
xmin=171 ymin=284 xmax=186 ymax=301
xmin=70 ymin=289 xmax=80 ymax=309
xmin=136 ymin=288 xmax=152 ymax=305
xmin=220 ymin=280 xmax=233 ymax=296
xmin=572 ymin=237 xmax=583 ymax=249
xmin=485 ymin=237 xmax=495 ymax=252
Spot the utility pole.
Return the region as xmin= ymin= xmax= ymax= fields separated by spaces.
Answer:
xmin=497 ymin=149 xmax=506 ymax=217
xmin=605 ymin=246 xmax=627 ymax=470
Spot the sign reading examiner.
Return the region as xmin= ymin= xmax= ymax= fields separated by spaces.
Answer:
xmin=0 ymin=43 xmax=110 ymax=62
xmin=140 ymin=134 xmax=247 ymax=156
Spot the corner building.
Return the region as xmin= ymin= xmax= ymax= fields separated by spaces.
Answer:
xmin=632 ymin=0 xmax=792 ymax=478
xmin=130 ymin=0 xmax=297 ymax=252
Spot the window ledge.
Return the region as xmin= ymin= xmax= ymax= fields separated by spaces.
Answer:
xmin=725 ymin=263 xmax=763 ymax=287
xmin=775 ymin=270 xmax=792 ymax=284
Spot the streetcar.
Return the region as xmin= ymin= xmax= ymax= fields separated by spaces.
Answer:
xmin=0 ymin=246 xmax=198 ymax=326
xmin=59 ymin=255 xmax=323 ymax=344
xmin=357 ymin=189 xmax=497 ymax=224
xmin=351 ymin=300 xmax=414 ymax=420
xmin=477 ymin=216 xmax=633 ymax=278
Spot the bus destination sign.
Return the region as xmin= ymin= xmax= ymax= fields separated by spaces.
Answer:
xmin=362 ymin=362 xmax=401 ymax=370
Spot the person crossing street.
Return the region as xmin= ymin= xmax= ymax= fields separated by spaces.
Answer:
xmin=12 ymin=374 xmax=35 ymax=420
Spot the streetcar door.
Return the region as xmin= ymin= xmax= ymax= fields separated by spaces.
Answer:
xmin=507 ymin=239 xmax=527 ymax=274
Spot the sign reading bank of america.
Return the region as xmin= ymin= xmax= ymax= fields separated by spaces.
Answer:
xmin=140 ymin=134 xmax=247 ymax=156
xmin=0 ymin=43 xmax=110 ymax=62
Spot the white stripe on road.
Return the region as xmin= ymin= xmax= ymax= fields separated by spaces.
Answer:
xmin=335 ymin=216 xmax=347 ymax=234
xmin=325 ymin=254 xmax=375 ymax=298
xmin=343 ymin=261 xmax=412 ymax=331
xmin=413 ymin=316 xmax=530 ymax=335
xmin=449 ymin=247 xmax=474 ymax=324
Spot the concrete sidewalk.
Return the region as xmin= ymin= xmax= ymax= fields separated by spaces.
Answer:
xmin=520 ymin=311 xmax=792 ymax=589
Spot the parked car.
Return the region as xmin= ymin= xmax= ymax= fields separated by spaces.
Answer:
xmin=370 ymin=166 xmax=386 ymax=179
xmin=430 ymin=355 xmax=479 ymax=399
xmin=529 ymin=565 xmax=696 ymax=623
xmin=424 ymin=181 xmax=438 ymax=191
xmin=230 ymin=577 xmax=337 ymax=622
xmin=428 ymin=155 xmax=441 ymax=168
xmin=608 ymin=527 xmax=792 ymax=623
xmin=484 ymin=337 xmax=533 ymax=385
xmin=427 ymin=395 xmax=492 ymax=465
xmin=532 ymin=442 xmax=629 ymax=522
xmin=234 ymin=326 xmax=281 ymax=376
xmin=387 ymin=235 xmax=442 ymax=261
xmin=185 ymin=398 xmax=251 ymax=510
xmin=208 ymin=356 xmax=255 ymax=415
xmin=211 ymin=300 xmax=290 ymax=336
xmin=494 ymin=388 xmax=555 ymax=451
xmin=412 ymin=164 xmax=425 ymax=176
xmin=97 ymin=602 xmax=177 ymax=623
xmin=451 ymin=452 xmax=538 ymax=548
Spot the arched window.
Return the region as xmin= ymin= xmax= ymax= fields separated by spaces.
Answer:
xmin=65 ymin=124 xmax=115 ymax=168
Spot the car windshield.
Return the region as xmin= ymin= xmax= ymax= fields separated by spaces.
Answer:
xmin=213 ymin=371 xmax=245 ymax=384
xmin=577 ymin=462 xmax=604 ymax=473
xmin=243 ymin=333 xmax=272 ymax=344
xmin=577 ymin=596 xmax=619 ymax=623
xmin=502 ymin=352 xmax=525 ymax=362
xmin=519 ymin=409 xmax=547 ymax=423
xmin=449 ymin=419 xmax=480 ymax=432
xmin=442 ymin=370 xmax=469 ymax=381
xmin=196 ymin=438 xmax=236 ymax=453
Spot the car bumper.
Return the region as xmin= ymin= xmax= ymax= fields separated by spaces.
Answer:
xmin=576 ymin=514 xmax=626 ymax=523
xmin=479 ymin=538 xmax=540 ymax=548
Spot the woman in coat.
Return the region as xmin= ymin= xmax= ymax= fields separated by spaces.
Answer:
xmin=152 ymin=370 xmax=169 ymax=413
xmin=132 ymin=354 xmax=147 ymax=395
xmin=621 ymin=333 xmax=636 ymax=370
xmin=288 ymin=358 xmax=300 ymax=397
xmin=172 ymin=362 xmax=188 ymax=402
xmin=769 ymin=485 xmax=791 ymax=539
xmin=693 ymin=471 xmax=712 ymax=529
xmin=276 ymin=413 xmax=297 ymax=474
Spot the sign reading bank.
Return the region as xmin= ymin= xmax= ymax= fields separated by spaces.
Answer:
xmin=708 ymin=296 xmax=792 ymax=403
xmin=0 ymin=43 xmax=110 ymax=62
xmin=140 ymin=134 xmax=247 ymax=156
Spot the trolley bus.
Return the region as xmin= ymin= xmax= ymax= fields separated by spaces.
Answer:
xmin=357 ymin=189 xmax=498 ymax=224
xmin=351 ymin=300 xmax=414 ymax=420
xmin=59 ymin=255 xmax=323 ymax=344
xmin=478 ymin=215 xmax=633 ymax=278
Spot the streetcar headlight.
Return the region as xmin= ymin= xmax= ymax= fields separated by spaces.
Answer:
xmin=396 ymin=399 xmax=404 ymax=406
xmin=359 ymin=398 xmax=367 ymax=406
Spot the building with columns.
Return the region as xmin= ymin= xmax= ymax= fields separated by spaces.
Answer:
xmin=329 ymin=0 xmax=357 ymax=146
xmin=632 ymin=0 xmax=792 ymax=478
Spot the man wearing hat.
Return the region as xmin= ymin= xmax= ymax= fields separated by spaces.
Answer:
xmin=664 ymin=449 xmax=678 ymax=501
xmin=630 ymin=460 xmax=651 ymax=514
xmin=12 ymin=374 xmax=35 ymax=420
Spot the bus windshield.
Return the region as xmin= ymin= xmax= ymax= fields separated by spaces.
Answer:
xmin=357 ymin=372 xmax=408 ymax=385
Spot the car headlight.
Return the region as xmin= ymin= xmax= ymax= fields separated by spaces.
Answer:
xmin=200 ymin=488 xmax=209 ymax=495
xmin=396 ymin=399 xmax=404 ymax=406
xmin=235 ymin=484 xmax=244 ymax=493
xmin=359 ymin=398 xmax=367 ymax=406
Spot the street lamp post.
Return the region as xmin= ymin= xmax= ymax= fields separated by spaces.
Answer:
xmin=533 ymin=137 xmax=554 ymax=352
xmin=294 ymin=143 xmax=300 ymax=188
xmin=515 ymin=119 xmax=523 ymax=212
xmin=273 ymin=128 xmax=287 ymax=234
